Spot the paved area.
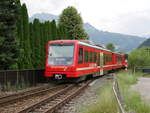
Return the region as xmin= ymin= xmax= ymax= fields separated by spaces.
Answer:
xmin=132 ymin=77 xmax=150 ymax=105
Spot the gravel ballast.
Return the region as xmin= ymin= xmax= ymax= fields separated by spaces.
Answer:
xmin=57 ymin=75 xmax=112 ymax=113
xmin=0 ymin=75 xmax=112 ymax=113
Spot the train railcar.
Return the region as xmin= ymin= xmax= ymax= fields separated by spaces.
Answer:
xmin=44 ymin=40 xmax=127 ymax=82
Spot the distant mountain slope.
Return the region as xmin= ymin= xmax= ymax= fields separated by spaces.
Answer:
xmin=29 ymin=13 xmax=58 ymax=22
xmin=29 ymin=13 xmax=146 ymax=52
xmin=138 ymin=38 xmax=150 ymax=48
xmin=84 ymin=23 xmax=146 ymax=52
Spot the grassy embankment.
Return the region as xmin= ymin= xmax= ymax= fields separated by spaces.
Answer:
xmin=117 ymin=70 xmax=150 ymax=113
xmin=82 ymin=71 xmax=150 ymax=113
xmin=81 ymin=81 xmax=119 ymax=113
xmin=0 ymin=81 xmax=31 ymax=92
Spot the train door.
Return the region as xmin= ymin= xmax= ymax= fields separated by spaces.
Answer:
xmin=100 ymin=52 xmax=104 ymax=75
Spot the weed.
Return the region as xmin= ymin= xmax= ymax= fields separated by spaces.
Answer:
xmin=117 ymin=70 xmax=150 ymax=113
xmin=82 ymin=83 xmax=119 ymax=113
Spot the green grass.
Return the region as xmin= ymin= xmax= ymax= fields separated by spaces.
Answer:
xmin=81 ymin=82 xmax=119 ymax=113
xmin=81 ymin=70 xmax=150 ymax=113
xmin=117 ymin=70 xmax=150 ymax=113
xmin=142 ymin=73 xmax=150 ymax=77
xmin=1 ymin=82 xmax=31 ymax=92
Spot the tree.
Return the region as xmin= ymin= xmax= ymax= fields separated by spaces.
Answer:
xmin=0 ymin=0 xmax=20 ymax=70
xmin=45 ymin=21 xmax=52 ymax=42
xmin=128 ymin=47 xmax=150 ymax=70
xmin=106 ymin=43 xmax=115 ymax=52
xmin=32 ymin=19 xmax=41 ymax=68
xmin=57 ymin=25 xmax=67 ymax=40
xmin=51 ymin=20 xmax=58 ymax=40
xmin=17 ymin=4 xmax=32 ymax=69
xmin=58 ymin=6 xmax=88 ymax=40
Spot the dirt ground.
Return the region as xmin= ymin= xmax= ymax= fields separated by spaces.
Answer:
xmin=132 ymin=77 xmax=150 ymax=105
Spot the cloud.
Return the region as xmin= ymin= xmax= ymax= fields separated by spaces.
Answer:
xmin=106 ymin=11 xmax=150 ymax=36
xmin=21 ymin=0 xmax=150 ymax=36
xmin=21 ymin=0 xmax=75 ymax=16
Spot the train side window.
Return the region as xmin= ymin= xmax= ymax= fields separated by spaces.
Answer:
xmin=78 ymin=48 xmax=83 ymax=64
xmin=98 ymin=53 xmax=100 ymax=66
xmin=108 ymin=55 xmax=110 ymax=62
xmin=116 ymin=56 xmax=118 ymax=63
xmin=84 ymin=50 xmax=86 ymax=63
xmin=90 ymin=52 xmax=93 ymax=62
xmin=119 ymin=56 xmax=122 ymax=62
xmin=104 ymin=54 xmax=107 ymax=65
xmin=109 ymin=54 xmax=112 ymax=62
xmin=116 ymin=56 xmax=122 ymax=63
xmin=110 ymin=55 xmax=112 ymax=62
xmin=84 ymin=50 xmax=88 ymax=63
xmin=88 ymin=51 xmax=90 ymax=62
xmin=94 ymin=52 xmax=97 ymax=62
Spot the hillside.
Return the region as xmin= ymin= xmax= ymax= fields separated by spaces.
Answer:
xmin=30 ymin=13 xmax=146 ymax=52
xmin=138 ymin=38 xmax=150 ymax=48
xmin=84 ymin=23 xmax=146 ymax=52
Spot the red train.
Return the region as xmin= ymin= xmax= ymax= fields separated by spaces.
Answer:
xmin=44 ymin=40 xmax=127 ymax=82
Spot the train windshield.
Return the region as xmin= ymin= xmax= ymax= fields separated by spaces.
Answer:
xmin=48 ymin=43 xmax=74 ymax=65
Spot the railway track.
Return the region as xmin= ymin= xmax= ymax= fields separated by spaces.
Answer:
xmin=18 ymin=80 xmax=93 ymax=113
xmin=0 ymin=84 xmax=67 ymax=107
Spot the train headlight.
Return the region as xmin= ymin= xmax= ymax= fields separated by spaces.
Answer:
xmin=55 ymin=74 xmax=62 ymax=79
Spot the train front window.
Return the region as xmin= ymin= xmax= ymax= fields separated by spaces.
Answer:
xmin=48 ymin=43 xmax=74 ymax=65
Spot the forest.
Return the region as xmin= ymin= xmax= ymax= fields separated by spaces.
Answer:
xmin=0 ymin=0 xmax=87 ymax=70
xmin=0 ymin=0 xmax=150 ymax=70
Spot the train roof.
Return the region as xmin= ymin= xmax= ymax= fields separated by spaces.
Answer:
xmin=48 ymin=40 xmax=123 ymax=55
xmin=78 ymin=41 xmax=111 ymax=52
xmin=78 ymin=40 xmax=124 ymax=55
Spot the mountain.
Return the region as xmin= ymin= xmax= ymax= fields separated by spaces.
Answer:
xmin=138 ymin=38 xmax=150 ymax=48
xmin=30 ymin=13 xmax=146 ymax=52
xmin=84 ymin=23 xmax=146 ymax=52
xmin=29 ymin=13 xmax=58 ymax=22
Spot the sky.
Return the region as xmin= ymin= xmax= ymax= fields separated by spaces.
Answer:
xmin=21 ymin=0 xmax=150 ymax=37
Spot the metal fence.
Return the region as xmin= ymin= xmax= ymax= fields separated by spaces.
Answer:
xmin=135 ymin=66 xmax=150 ymax=74
xmin=0 ymin=69 xmax=47 ymax=90
xmin=113 ymin=75 xmax=136 ymax=113
xmin=113 ymin=76 xmax=126 ymax=113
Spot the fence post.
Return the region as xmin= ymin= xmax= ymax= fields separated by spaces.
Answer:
xmin=17 ymin=70 xmax=19 ymax=86
xmin=4 ymin=71 xmax=7 ymax=90
xmin=0 ymin=69 xmax=46 ymax=90
xmin=33 ymin=70 xmax=36 ymax=86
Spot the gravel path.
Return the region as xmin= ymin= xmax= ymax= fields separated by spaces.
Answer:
xmin=57 ymin=75 xmax=113 ymax=113
xmin=132 ymin=77 xmax=150 ymax=105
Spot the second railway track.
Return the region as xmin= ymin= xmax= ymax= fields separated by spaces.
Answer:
xmin=18 ymin=80 xmax=93 ymax=113
xmin=0 ymin=79 xmax=95 ymax=113
xmin=0 ymin=84 xmax=67 ymax=107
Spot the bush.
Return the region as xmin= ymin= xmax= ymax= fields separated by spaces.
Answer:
xmin=128 ymin=47 xmax=150 ymax=70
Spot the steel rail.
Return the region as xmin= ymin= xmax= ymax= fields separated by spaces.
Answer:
xmin=0 ymin=85 xmax=50 ymax=100
xmin=0 ymin=85 xmax=67 ymax=106
xmin=18 ymin=80 xmax=93 ymax=113
xmin=43 ymin=80 xmax=92 ymax=113
xmin=18 ymin=85 xmax=74 ymax=113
